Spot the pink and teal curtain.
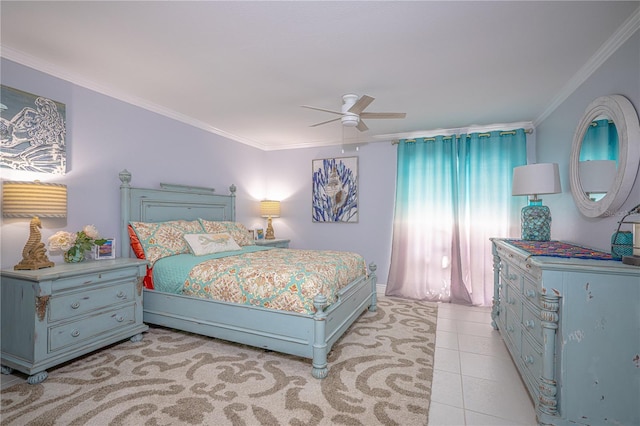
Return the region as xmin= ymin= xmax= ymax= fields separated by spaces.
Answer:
xmin=386 ymin=130 xmax=526 ymax=305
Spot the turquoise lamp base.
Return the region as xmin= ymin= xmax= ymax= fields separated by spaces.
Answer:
xmin=521 ymin=200 xmax=551 ymax=241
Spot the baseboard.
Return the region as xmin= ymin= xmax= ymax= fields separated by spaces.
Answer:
xmin=376 ymin=283 xmax=387 ymax=294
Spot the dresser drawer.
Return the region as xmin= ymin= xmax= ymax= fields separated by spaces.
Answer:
xmin=521 ymin=334 xmax=542 ymax=389
xmin=522 ymin=303 xmax=542 ymax=346
xmin=504 ymin=304 xmax=522 ymax=355
xmin=501 ymin=262 xmax=523 ymax=292
xmin=49 ymin=281 xmax=135 ymax=322
xmin=522 ymin=275 xmax=539 ymax=303
xmin=48 ymin=304 xmax=137 ymax=352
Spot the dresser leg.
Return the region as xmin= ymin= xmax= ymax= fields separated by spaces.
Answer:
xmin=27 ymin=371 xmax=48 ymax=384
xmin=1 ymin=365 xmax=13 ymax=375
xmin=130 ymin=333 xmax=144 ymax=343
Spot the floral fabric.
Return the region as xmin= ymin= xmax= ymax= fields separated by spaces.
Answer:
xmin=198 ymin=219 xmax=255 ymax=246
xmin=181 ymin=249 xmax=367 ymax=314
xmin=129 ymin=220 xmax=205 ymax=266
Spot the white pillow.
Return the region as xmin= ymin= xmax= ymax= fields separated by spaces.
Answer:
xmin=183 ymin=233 xmax=242 ymax=256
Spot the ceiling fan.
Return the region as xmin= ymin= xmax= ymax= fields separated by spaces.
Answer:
xmin=302 ymin=94 xmax=406 ymax=132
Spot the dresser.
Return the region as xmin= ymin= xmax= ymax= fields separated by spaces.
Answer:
xmin=1 ymin=258 xmax=148 ymax=384
xmin=490 ymin=238 xmax=640 ymax=425
xmin=254 ymin=238 xmax=290 ymax=248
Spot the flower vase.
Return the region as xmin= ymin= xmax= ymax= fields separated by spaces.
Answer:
xmin=64 ymin=247 xmax=85 ymax=263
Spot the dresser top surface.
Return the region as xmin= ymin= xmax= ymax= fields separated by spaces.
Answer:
xmin=492 ymin=238 xmax=640 ymax=275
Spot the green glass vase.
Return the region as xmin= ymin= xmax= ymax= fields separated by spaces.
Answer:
xmin=64 ymin=246 xmax=85 ymax=263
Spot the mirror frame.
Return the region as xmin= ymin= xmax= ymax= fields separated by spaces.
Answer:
xmin=570 ymin=94 xmax=640 ymax=218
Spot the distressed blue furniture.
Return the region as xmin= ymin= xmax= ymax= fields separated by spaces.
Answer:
xmin=254 ymin=238 xmax=290 ymax=248
xmin=119 ymin=170 xmax=377 ymax=379
xmin=491 ymin=238 xmax=640 ymax=425
xmin=1 ymin=258 xmax=148 ymax=384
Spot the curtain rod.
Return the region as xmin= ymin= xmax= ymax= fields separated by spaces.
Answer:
xmin=391 ymin=128 xmax=532 ymax=145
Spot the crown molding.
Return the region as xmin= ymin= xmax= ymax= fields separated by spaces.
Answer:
xmin=534 ymin=7 xmax=640 ymax=126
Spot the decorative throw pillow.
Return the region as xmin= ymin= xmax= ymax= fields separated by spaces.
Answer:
xmin=184 ymin=233 xmax=242 ymax=256
xmin=129 ymin=220 xmax=205 ymax=266
xmin=198 ymin=219 xmax=255 ymax=246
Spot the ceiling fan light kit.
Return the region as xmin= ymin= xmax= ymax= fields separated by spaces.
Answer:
xmin=303 ymin=94 xmax=406 ymax=132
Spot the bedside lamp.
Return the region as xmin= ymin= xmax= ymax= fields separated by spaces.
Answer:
xmin=579 ymin=160 xmax=616 ymax=201
xmin=260 ymin=200 xmax=280 ymax=240
xmin=2 ymin=181 xmax=67 ymax=270
xmin=512 ymin=163 xmax=561 ymax=241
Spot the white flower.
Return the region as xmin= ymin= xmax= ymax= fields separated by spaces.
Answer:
xmin=48 ymin=231 xmax=77 ymax=253
xmin=83 ymin=225 xmax=100 ymax=239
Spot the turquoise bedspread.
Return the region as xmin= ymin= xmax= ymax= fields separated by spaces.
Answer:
xmin=152 ymin=248 xmax=367 ymax=315
xmin=153 ymin=246 xmax=271 ymax=294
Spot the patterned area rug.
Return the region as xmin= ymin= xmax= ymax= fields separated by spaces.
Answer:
xmin=0 ymin=296 xmax=437 ymax=425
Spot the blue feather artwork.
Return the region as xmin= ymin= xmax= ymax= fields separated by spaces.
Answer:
xmin=1 ymin=85 xmax=66 ymax=174
xmin=312 ymin=156 xmax=358 ymax=223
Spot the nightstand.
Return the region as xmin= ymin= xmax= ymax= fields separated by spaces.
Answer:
xmin=254 ymin=238 xmax=290 ymax=248
xmin=1 ymin=258 xmax=148 ymax=384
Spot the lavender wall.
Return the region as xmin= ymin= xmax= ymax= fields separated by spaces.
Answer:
xmin=536 ymin=31 xmax=640 ymax=250
xmin=263 ymin=143 xmax=397 ymax=282
xmin=1 ymin=58 xmax=267 ymax=268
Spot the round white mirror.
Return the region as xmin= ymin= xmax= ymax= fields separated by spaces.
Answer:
xmin=570 ymin=95 xmax=640 ymax=217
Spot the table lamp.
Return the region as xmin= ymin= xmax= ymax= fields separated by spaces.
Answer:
xmin=2 ymin=181 xmax=67 ymax=270
xmin=512 ymin=163 xmax=561 ymax=241
xmin=260 ymin=200 xmax=280 ymax=240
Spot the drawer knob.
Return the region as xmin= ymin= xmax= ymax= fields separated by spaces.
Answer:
xmin=115 ymin=315 xmax=125 ymax=322
xmin=525 ymin=355 xmax=534 ymax=364
xmin=507 ymin=325 xmax=515 ymax=333
xmin=525 ymin=320 xmax=535 ymax=329
xmin=71 ymin=329 xmax=80 ymax=337
xmin=71 ymin=302 xmax=80 ymax=309
xmin=526 ymin=289 xmax=536 ymax=298
xmin=508 ymin=273 xmax=517 ymax=280
xmin=508 ymin=297 xmax=515 ymax=305
xmin=116 ymin=291 xmax=126 ymax=298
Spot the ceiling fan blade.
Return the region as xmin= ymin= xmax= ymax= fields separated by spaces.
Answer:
xmin=348 ymin=95 xmax=375 ymax=114
xmin=301 ymin=105 xmax=343 ymax=115
xmin=360 ymin=112 xmax=407 ymax=119
xmin=356 ymin=120 xmax=369 ymax=132
xmin=310 ymin=117 xmax=341 ymax=127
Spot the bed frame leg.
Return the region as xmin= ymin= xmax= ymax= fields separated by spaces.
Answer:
xmin=368 ymin=262 xmax=378 ymax=312
xmin=311 ymin=294 xmax=329 ymax=379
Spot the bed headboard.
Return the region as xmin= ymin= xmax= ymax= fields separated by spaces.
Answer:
xmin=119 ymin=169 xmax=236 ymax=258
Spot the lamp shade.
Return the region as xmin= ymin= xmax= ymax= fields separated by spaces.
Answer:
xmin=2 ymin=181 xmax=67 ymax=218
xmin=260 ymin=200 xmax=280 ymax=218
xmin=579 ymin=160 xmax=616 ymax=194
xmin=512 ymin=163 xmax=561 ymax=196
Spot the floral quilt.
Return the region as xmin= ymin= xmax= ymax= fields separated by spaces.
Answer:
xmin=154 ymin=248 xmax=367 ymax=315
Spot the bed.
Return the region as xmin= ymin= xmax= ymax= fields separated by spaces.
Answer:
xmin=118 ymin=170 xmax=377 ymax=379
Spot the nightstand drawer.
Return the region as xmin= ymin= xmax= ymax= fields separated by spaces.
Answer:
xmin=48 ymin=304 xmax=137 ymax=352
xmin=50 ymin=267 xmax=141 ymax=291
xmin=49 ymin=281 xmax=135 ymax=322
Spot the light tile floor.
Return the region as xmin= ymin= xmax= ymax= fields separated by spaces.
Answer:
xmin=429 ymin=302 xmax=538 ymax=425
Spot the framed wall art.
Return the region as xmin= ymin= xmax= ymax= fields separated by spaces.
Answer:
xmin=312 ymin=156 xmax=358 ymax=223
xmin=94 ymin=239 xmax=116 ymax=260
xmin=0 ymin=85 xmax=66 ymax=174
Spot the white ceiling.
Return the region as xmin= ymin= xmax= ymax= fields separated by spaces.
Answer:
xmin=1 ymin=1 xmax=639 ymax=151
